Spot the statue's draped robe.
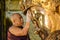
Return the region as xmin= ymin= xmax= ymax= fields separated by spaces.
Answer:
xmin=45 ymin=10 xmax=60 ymax=33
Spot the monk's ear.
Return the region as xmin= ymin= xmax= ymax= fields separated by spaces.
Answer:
xmin=13 ymin=19 xmax=15 ymax=23
xmin=10 ymin=17 xmax=15 ymax=24
xmin=12 ymin=19 xmax=16 ymax=25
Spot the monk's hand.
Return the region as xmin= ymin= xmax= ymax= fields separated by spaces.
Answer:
xmin=26 ymin=10 xmax=32 ymax=22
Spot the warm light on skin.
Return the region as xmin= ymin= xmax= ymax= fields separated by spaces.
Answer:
xmin=10 ymin=14 xmax=23 ymax=27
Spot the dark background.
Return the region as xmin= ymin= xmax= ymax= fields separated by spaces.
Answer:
xmin=0 ymin=0 xmax=6 ymax=40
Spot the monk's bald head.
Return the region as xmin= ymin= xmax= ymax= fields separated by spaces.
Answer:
xmin=10 ymin=13 xmax=23 ymax=24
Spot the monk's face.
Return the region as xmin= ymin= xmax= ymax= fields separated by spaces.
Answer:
xmin=15 ymin=15 xmax=23 ymax=26
xmin=11 ymin=14 xmax=23 ymax=26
